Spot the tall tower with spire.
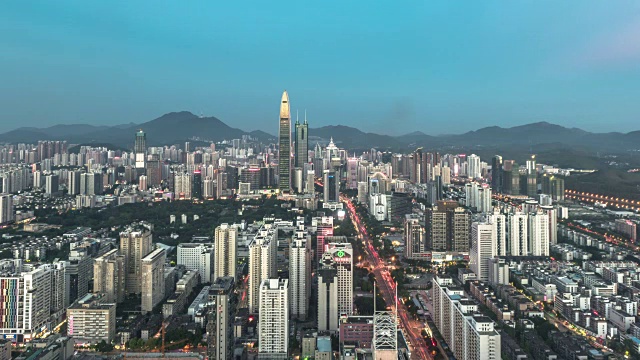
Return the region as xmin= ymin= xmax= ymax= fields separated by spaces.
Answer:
xmin=295 ymin=110 xmax=309 ymax=169
xmin=278 ymin=91 xmax=292 ymax=192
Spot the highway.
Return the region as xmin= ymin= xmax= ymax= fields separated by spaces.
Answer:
xmin=343 ymin=197 xmax=432 ymax=360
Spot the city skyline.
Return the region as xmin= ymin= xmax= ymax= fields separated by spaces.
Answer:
xmin=3 ymin=2 xmax=640 ymax=134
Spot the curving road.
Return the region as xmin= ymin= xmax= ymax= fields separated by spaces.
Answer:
xmin=343 ymin=197 xmax=432 ymax=360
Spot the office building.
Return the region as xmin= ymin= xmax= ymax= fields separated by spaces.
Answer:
xmin=318 ymin=252 xmax=339 ymax=332
xmin=67 ymin=293 xmax=116 ymax=344
xmin=93 ymin=249 xmax=126 ymax=303
xmin=541 ymin=174 xmax=565 ymax=201
xmin=120 ymin=224 xmax=153 ymax=294
xmin=290 ymin=232 xmax=311 ymax=319
xmin=278 ymin=91 xmax=291 ymax=192
xmin=404 ymin=214 xmax=427 ymax=259
xmin=323 ymin=169 xmax=339 ymax=204
xmin=426 ymin=201 xmax=470 ymax=252
xmin=192 ymin=170 xmax=202 ymax=199
xmin=135 ymin=130 xmax=146 ymax=170
xmin=325 ymin=242 xmax=353 ymax=316
xmin=141 ymin=248 xmax=166 ymax=313
xmin=207 ymin=277 xmax=236 ymax=360
xmin=295 ymin=113 xmax=309 ymax=169
xmin=491 ymin=155 xmax=503 ymax=193
xmin=470 ymin=222 xmax=496 ymax=281
xmin=315 ymin=217 xmax=334 ymax=261
xmin=258 ymin=278 xmax=289 ymax=359
xmin=0 ymin=194 xmax=13 ymax=225
xmin=248 ymin=226 xmax=277 ymax=313
xmin=214 ymin=224 xmax=237 ymax=281
xmin=0 ymin=263 xmax=53 ymax=342
xmin=177 ymin=243 xmax=214 ymax=283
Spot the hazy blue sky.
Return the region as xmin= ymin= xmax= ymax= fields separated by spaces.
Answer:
xmin=2 ymin=1 xmax=640 ymax=135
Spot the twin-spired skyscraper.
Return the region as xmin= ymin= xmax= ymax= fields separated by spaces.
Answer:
xmin=278 ymin=90 xmax=309 ymax=193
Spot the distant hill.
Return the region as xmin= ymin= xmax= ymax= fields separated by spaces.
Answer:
xmin=1 ymin=113 xmax=638 ymax=155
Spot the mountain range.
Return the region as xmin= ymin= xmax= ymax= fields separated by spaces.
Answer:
xmin=0 ymin=111 xmax=638 ymax=153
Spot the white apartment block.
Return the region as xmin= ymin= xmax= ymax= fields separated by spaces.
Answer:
xmin=470 ymin=222 xmax=496 ymax=281
xmin=141 ymin=248 xmax=166 ymax=313
xmin=258 ymin=279 xmax=289 ymax=359
xmin=289 ymin=231 xmax=311 ymax=319
xmin=177 ymin=243 xmax=214 ymax=283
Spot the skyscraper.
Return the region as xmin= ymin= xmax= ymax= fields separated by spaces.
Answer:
xmin=295 ymin=113 xmax=308 ymax=169
xmin=470 ymin=222 xmax=496 ymax=281
xmin=289 ymin=231 xmax=311 ymax=320
xmin=323 ymin=169 xmax=339 ymax=204
xmin=141 ymin=248 xmax=166 ymax=313
xmin=325 ymin=241 xmax=353 ymax=317
xmin=248 ymin=226 xmax=277 ymax=313
xmin=214 ymin=224 xmax=237 ymax=281
xmin=491 ymin=155 xmax=503 ymax=193
xmin=135 ymin=130 xmax=147 ymax=171
xmin=404 ymin=214 xmax=426 ymax=259
xmin=258 ymin=279 xmax=289 ymax=359
xmin=278 ymin=91 xmax=291 ymax=192
xmin=93 ymin=248 xmax=126 ymax=303
xmin=0 ymin=193 xmax=13 ymax=225
xmin=207 ymin=277 xmax=235 ymax=360
xmin=317 ymin=252 xmax=339 ymax=332
xmin=120 ymin=224 xmax=153 ymax=294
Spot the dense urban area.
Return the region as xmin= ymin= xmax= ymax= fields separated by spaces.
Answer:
xmin=0 ymin=91 xmax=639 ymax=360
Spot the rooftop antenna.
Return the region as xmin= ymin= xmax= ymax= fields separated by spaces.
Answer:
xmin=304 ymin=109 xmax=308 ymax=124
xmin=296 ymin=109 xmax=299 ymax=124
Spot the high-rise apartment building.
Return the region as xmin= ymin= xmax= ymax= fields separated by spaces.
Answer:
xmin=177 ymin=243 xmax=214 ymax=283
xmin=508 ymin=212 xmax=528 ymax=256
xmin=258 ymin=278 xmax=289 ymax=359
xmin=248 ymin=226 xmax=277 ymax=313
xmin=207 ymin=277 xmax=236 ymax=360
xmin=174 ymin=172 xmax=192 ymax=199
xmin=404 ymin=214 xmax=427 ymax=259
xmin=289 ymin=231 xmax=311 ymax=319
xmin=45 ymin=174 xmax=59 ymax=197
xmin=93 ymin=248 xmax=126 ymax=303
xmin=467 ymin=154 xmax=481 ymax=179
xmin=426 ymin=201 xmax=470 ymax=252
xmin=0 ymin=194 xmax=13 ymax=225
xmin=487 ymin=213 xmax=507 ymax=256
xmin=141 ymin=248 xmax=166 ymax=313
xmin=120 ymin=223 xmax=153 ymax=294
xmin=470 ymin=222 xmax=496 ymax=281
xmin=80 ymin=172 xmax=102 ymax=195
xmin=432 ymin=275 xmax=501 ymax=360
xmin=67 ymin=170 xmax=82 ymax=195
xmin=528 ymin=210 xmax=550 ymax=256
xmin=278 ymin=91 xmax=291 ymax=192
xmin=214 ymin=224 xmax=237 ymax=281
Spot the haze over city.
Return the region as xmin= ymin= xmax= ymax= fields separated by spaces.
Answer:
xmin=3 ymin=1 xmax=640 ymax=134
